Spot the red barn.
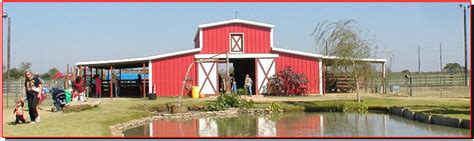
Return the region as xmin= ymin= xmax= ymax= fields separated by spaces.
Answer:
xmin=76 ymin=19 xmax=386 ymax=97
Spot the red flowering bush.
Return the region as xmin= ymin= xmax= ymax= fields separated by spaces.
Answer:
xmin=266 ymin=66 xmax=309 ymax=96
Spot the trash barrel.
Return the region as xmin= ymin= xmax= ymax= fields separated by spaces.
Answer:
xmin=192 ymin=86 xmax=200 ymax=98
xmin=65 ymin=89 xmax=72 ymax=103
xmin=147 ymin=93 xmax=156 ymax=100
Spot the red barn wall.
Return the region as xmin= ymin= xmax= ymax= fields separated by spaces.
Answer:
xmin=201 ymin=23 xmax=271 ymax=54
xmin=152 ymin=53 xmax=196 ymax=96
xmin=274 ymin=52 xmax=321 ymax=94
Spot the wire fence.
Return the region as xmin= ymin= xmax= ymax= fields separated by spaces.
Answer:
xmin=380 ymin=73 xmax=470 ymax=98
xmin=2 ymin=79 xmax=58 ymax=108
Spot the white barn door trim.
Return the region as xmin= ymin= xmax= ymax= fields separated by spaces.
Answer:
xmin=256 ymin=58 xmax=276 ymax=94
xmin=198 ymin=62 xmax=218 ymax=95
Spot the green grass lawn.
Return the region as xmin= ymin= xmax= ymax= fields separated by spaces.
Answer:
xmin=2 ymin=96 xmax=470 ymax=136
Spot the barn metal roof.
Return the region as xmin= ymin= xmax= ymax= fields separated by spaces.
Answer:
xmin=198 ymin=19 xmax=274 ymax=29
xmin=75 ymin=48 xmax=201 ymax=69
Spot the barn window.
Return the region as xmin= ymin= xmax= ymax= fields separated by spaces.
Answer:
xmin=230 ymin=33 xmax=244 ymax=53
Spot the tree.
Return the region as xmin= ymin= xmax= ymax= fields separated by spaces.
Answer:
xmin=7 ymin=62 xmax=32 ymax=80
xmin=312 ymin=19 xmax=380 ymax=102
xmin=19 ymin=62 xmax=32 ymax=73
xmin=401 ymin=69 xmax=410 ymax=74
xmin=443 ymin=63 xmax=463 ymax=74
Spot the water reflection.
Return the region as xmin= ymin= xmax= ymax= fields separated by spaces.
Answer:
xmin=123 ymin=112 xmax=470 ymax=137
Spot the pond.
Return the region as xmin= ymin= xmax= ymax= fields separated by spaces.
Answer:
xmin=123 ymin=112 xmax=470 ymax=137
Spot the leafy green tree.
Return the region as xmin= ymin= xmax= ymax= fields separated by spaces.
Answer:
xmin=443 ymin=63 xmax=463 ymax=74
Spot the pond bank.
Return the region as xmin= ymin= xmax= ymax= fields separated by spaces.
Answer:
xmin=111 ymin=103 xmax=470 ymax=136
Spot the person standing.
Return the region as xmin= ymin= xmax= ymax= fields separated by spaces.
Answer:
xmin=114 ymin=74 xmax=121 ymax=97
xmin=95 ymin=75 xmax=102 ymax=98
xmin=244 ymin=74 xmax=253 ymax=96
xmin=72 ymin=76 xmax=85 ymax=102
xmin=137 ymin=74 xmax=143 ymax=95
xmin=24 ymin=71 xmax=42 ymax=123
xmin=230 ymin=75 xmax=237 ymax=93
xmin=91 ymin=75 xmax=96 ymax=97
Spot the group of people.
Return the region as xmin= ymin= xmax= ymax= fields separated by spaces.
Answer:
xmin=13 ymin=71 xmax=91 ymax=125
xmin=223 ymin=74 xmax=253 ymax=96
xmin=90 ymin=74 xmax=143 ymax=98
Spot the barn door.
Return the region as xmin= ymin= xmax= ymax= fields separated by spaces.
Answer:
xmin=198 ymin=62 xmax=218 ymax=95
xmin=256 ymin=58 xmax=275 ymax=94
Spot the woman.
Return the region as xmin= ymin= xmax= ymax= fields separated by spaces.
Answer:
xmin=244 ymin=74 xmax=253 ymax=96
xmin=72 ymin=76 xmax=85 ymax=101
xmin=95 ymin=75 xmax=102 ymax=98
xmin=24 ymin=71 xmax=42 ymax=123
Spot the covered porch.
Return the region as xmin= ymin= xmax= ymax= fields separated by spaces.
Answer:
xmin=76 ymin=57 xmax=151 ymax=98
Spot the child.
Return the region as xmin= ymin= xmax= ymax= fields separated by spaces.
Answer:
xmin=13 ymin=99 xmax=26 ymax=125
xmin=231 ymin=80 xmax=237 ymax=93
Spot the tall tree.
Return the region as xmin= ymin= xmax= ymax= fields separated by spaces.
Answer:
xmin=443 ymin=63 xmax=462 ymax=74
xmin=312 ymin=19 xmax=381 ymax=102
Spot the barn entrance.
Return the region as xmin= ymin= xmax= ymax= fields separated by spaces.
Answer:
xmin=217 ymin=58 xmax=256 ymax=95
xmin=232 ymin=58 xmax=256 ymax=95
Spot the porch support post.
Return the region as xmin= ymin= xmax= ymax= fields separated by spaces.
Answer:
xmin=142 ymin=63 xmax=146 ymax=98
xmin=110 ymin=66 xmax=113 ymax=99
xmin=382 ymin=62 xmax=386 ymax=94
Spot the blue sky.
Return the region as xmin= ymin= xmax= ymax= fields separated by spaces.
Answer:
xmin=2 ymin=2 xmax=471 ymax=73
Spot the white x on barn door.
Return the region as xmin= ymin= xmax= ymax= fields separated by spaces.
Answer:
xmin=230 ymin=34 xmax=243 ymax=52
xmin=198 ymin=62 xmax=218 ymax=95
xmin=257 ymin=58 xmax=275 ymax=94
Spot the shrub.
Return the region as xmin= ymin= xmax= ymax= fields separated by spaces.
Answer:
xmin=268 ymin=103 xmax=284 ymax=113
xmin=237 ymin=88 xmax=248 ymax=96
xmin=207 ymin=93 xmax=255 ymax=111
xmin=239 ymin=99 xmax=255 ymax=109
xmin=266 ymin=66 xmax=309 ymax=96
xmin=217 ymin=93 xmax=241 ymax=108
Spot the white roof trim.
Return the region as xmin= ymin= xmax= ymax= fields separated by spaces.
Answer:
xmin=147 ymin=48 xmax=201 ymax=60
xmin=76 ymin=48 xmax=201 ymax=66
xmin=272 ymin=47 xmax=325 ymax=58
xmin=272 ymin=47 xmax=386 ymax=63
xmin=195 ymin=53 xmax=279 ymax=59
xmin=198 ymin=19 xmax=274 ymax=29
xmin=76 ymin=56 xmax=150 ymax=66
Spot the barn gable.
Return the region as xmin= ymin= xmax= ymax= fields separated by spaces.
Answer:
xmin=194 ymin=19 xmax=274 ymax=54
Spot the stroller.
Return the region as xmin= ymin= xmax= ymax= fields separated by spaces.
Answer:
xmin=49 ymin=88 xmax=67 ymax=112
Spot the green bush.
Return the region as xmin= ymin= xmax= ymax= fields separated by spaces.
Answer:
xmin=207 ymin=102 xmax=227 ymax=111
xmin=237 ymin=88 xmax=248 ymax=96
xmin=207 ymin=93 xmax=255 ymax=111
xmin=239 ymin=99 xmax=255 ymax=109
xmin=268 ymin=103 xmax=284 ymax=113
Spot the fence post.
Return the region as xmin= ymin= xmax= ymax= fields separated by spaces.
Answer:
xmin=17 ymin=79 xmax=21 ymax=98
xmin=6 ymin=79 xmax=9 ymax=108
xmin=409 ymin=77 xmax=413 ymax=97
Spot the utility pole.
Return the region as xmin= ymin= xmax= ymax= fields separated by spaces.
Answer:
xmin=440 ymin=42 xmax=443 ymax=74
xmin=418 ymin=45 xmax=421 ymax=74
xmin=459 ymin=4 xmax=470 ymax=86
xmin=440 ymin=42 xmax=443 ymax=97
xmin=3 ymin=13 xmax=11 ymax=107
